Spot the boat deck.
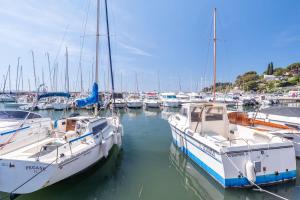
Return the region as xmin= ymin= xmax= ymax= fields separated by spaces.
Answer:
xmin=0 ymin=134 xmax=95 ymax=164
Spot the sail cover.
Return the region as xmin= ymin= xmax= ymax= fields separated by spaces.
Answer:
xmin=38 ymin=92 xmax=70 ymax=100
xmin=75 ymin=83 xmax=99 ymax=108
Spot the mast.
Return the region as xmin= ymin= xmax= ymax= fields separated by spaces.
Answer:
xmin=42 ymin=67 xmax=45 ymax=85
xmin=135 ymin=72 xmax=139 ymax=93
xmin=120 ymin=72 xmax=123 ymax=93
xmin=157 ymin=71 xmax=160 ymax=93
xmin=20 ymin=66 xmax=23 ymax=92
xmin=16 ymin=57 xmax=20 ymax=93
xmin=28 ymin=79 xmax=31 ymax=92
xmin=105 ymin=0 xmax=116 ymax=111
xmin=31 ymin=50 xmax=37 ymax=90
xmin=94 ymin=0 xmax=100 ymax=115
xmin=8 ymin=65 xmax=11 ymax=93
xmin=65 ymin=46 xmax=69 ymax=93
xmin=46 ymin=52 xmax=52 ymax=91
xmin=213 ymin=8 xmax=217 ymax=102
xmin=3 ymin=66 xmax=9 ymax=93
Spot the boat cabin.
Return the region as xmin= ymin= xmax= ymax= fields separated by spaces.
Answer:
xmin=161 ymin=93 xmax=177 ymax=99
xmin=178 ymin=103 xmax=230 ymax=139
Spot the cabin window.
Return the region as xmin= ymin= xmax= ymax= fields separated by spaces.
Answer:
xmin=92 ymin=122 xmax=108 ymax=134
xmin=205 ymin=107 xmax=223 ymax=121
xmin=180 ymin=108 xmax=188 ymax=117
xmin=191 ymin=107 xmax=202 ymax=122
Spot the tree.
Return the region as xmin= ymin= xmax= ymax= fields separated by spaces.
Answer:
xmin=266 ymin=62 xmax=274 ymax=75
xmin=269 ymin=62 xmax=274 ymax=75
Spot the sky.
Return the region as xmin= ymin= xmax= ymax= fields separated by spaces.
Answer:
xmin=0 ymin=0 xmax=300 ymax=93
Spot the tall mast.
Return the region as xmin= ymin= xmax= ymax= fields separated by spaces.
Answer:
xmin=42 ymin=67 xmax=45 ymax=85
xmin=213 ymin=8 xmax=217 ymax=102
xmin=20 ymin=66 xmax=23 ymax=92
xmin=31 ymin=50 xmax=37 ymax=90
xmin=28 ymin=79 xmax=31 ymax=92
xmin=46 ymin=52 xmax=52 ymax=91
xmin=94 ymin=0 xmax=100 ymax=115
xmin=95 ymin=0 xmax=100 ymax=85
xmin=65 ymin=46 xmax=69 ymax=93
xmin=157 ymin=71 xmax=160 ymax=93
xmin=8 ymin=65 xmax=11 ymax=93
xmin=135 ymin=72 xmax=139 ymax=93
xmin=105 ymin=0 xmax=116 ymax=111
xmin=16 ymin=57 xmax=20 ymax=93
xmin=121 ymin=72 xmax=123 ymax=93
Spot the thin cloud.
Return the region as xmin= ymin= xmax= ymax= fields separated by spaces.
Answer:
xmin=116 ymin=40 xmax=152 ymax=57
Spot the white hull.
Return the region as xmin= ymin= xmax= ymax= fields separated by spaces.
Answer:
xmin=144 ymin=101 xmax=160 ymax=108
xmin=253 ymin=112 xmax=300 ymax=129
xmin=127 ymin=101 xmax=143 ymax=108
xmin=4 ymin=103 xmax=28 ymax=108
xmin=0 ymin=116 xmax=123 ymax=194
xmin=162 ymin=100 xmax=179 ymax=108
xmin=169 ymin=124 xmax=296 ymax=188
xmin=53 ymin=103 xmax=68 ymax=111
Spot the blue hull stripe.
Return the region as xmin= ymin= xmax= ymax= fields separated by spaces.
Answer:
xmin=68 ymin=132 xmax=94 ymax=143
xmin=0 ymin=126 xmax=30 ymax=136
xmin=174 ymin=140 xmax=296 ymax=187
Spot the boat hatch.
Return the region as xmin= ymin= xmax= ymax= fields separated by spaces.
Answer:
xmin=29 ymin=142 xmax=64 ymax=158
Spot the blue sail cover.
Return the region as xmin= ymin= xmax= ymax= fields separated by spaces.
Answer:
xmin=75 ymin=83 xmax=99 ymax=108
xmin=38 ymin=92 xmax=70 ymax=100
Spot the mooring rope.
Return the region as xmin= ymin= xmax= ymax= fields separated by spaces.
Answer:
xmin=223 ymin=152 xmax=289 ymax=200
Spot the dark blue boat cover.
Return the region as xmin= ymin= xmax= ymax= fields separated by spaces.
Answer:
xmin=38 ymin=92 xmax=70 ymax=100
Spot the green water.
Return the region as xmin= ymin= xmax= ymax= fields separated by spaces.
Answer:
xmin=1 ymin=107 xmax=300 ymax=200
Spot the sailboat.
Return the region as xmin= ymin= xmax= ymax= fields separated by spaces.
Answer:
xmin=0 ymin=65 xmax=16 ymax=103
xmin=168 ymin=8 xmax=296 ymax=188
xmin=126 ymin=72 xmax=143 ymax=108
xmin=0 ymin=0 xmax=123 ymax=195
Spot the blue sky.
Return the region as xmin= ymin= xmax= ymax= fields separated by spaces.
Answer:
xmin=0 ymin=0 xmax=300 ymax=92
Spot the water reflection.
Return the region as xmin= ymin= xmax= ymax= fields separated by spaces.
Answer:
xmin=144 ymin=108 xmax=161 ymax=117
xmin=161 ymin=107 xmax=179 ymax=120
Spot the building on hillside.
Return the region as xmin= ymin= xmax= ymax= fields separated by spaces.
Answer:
xmin=263 ymin=75 xmax=279 ymax=81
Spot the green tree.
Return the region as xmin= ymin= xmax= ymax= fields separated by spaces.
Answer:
xmin=269 ymin=62 xmax=274 ymax=75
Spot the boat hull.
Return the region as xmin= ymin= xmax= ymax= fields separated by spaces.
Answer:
xmin=127 ymin=101 xmax=143 ymax=109
xmin=162 ymin=101 xmax=179 ymax=108
xmin=144 ymin=102 xmax=160 ymax=108
xmin=169 ymin=124 xmax=296 ymax=188
xmin=0 ymin=127 xmax=123 ymax=194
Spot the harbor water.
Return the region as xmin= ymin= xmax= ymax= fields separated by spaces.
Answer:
xmin=1 ymin=107 xmax=300 ymax=200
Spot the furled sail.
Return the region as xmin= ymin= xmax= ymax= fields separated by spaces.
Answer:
xmin=75 ymin=83 xmax=99 ymax=108
xmin=38 ymin=92 xmax=70 ymax=100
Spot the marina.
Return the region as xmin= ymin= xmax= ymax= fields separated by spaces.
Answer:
xmin=0 ymin=106 xmax=300 ymax=200
xmin=0 ymin=0 xmax=300 ymax=199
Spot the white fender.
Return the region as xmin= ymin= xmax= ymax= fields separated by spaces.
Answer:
xmin=117 ymin=133 xmax=122 ymax=147
xmin=113 ymin=132 xmax=118 ymax=145
xmin=101 ymin=140 xmax=109 ymax=158
xmin=177 ymin=134 xmax=183 ymax=148
xmin=245 ymin=160 xmax=256 ymax=183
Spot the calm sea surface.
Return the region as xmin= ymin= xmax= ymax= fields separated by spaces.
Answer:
xmin=1 ymin=105 xmax=300 ymax=200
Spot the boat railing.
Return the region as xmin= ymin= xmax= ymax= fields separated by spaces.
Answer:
xmin=214 ymin=137 xmax=250 ymax=147
xmin=36 ymin=141 xmax=72 ymax=163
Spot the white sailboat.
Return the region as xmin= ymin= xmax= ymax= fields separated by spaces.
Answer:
xmin=168 ymin=8 xmax=296 ymax=189
xmin=126 ymin=94 xmax=143 ymax=108
xmin=113 ymin=93 xmax=126 ymax=108
xmin=144 ymin=92 xmax=160 ymax=108
xmin=0 ymin=0 xmax=123 ymax=195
